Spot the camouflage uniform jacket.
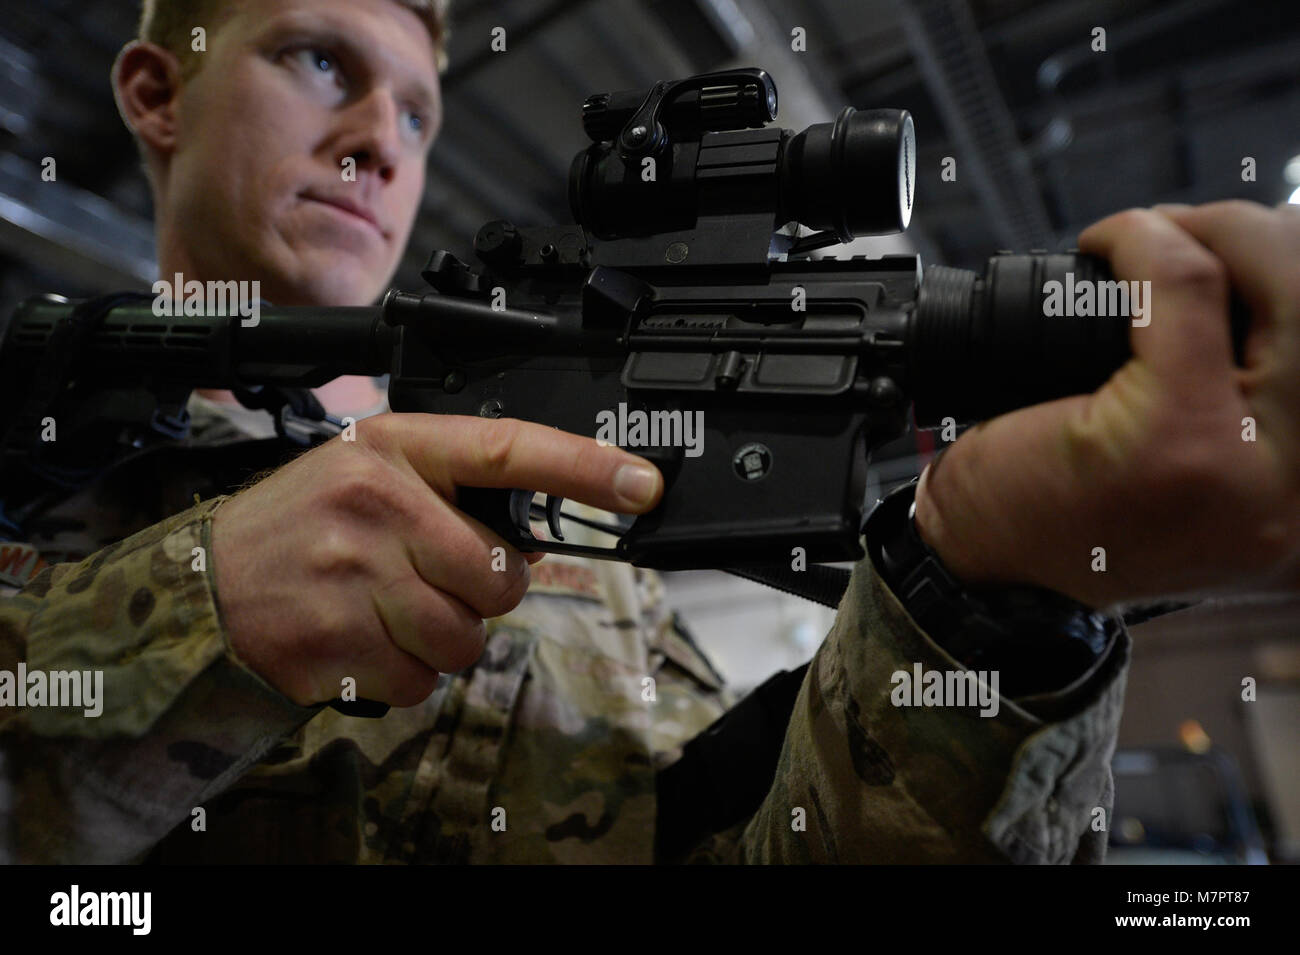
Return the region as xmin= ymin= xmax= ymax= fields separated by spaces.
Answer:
xmin=0 ymin=394 xmax=1130 ymax=863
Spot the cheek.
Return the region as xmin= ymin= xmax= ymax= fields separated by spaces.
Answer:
xmin=180 ymin=109 xmax=271 ymax=221
xmin=231 ymin=136 xmax=314 ymax=247
xmin=204 ymin=84 xmax=308 ymax=194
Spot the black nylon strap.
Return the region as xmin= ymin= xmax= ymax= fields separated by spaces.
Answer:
xmin=654 ymin=662 xmax=809 ymax=862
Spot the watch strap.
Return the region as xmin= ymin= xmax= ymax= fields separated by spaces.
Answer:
xmin=866 ymin=477 xmax=1117 ymax=698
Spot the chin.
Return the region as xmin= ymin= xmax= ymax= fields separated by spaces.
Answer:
xmin=277 ymin=258 xmax=392 ymax=307
xmin=311 ymin=277 xmax=385 ymax=307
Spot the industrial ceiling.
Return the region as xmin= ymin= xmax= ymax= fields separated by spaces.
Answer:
xmin=1 ymin=0 xmax=1296 ymax=308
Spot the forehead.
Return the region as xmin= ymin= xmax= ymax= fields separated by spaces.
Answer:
xmin=223 ymin=0 xmax=440 ymax=98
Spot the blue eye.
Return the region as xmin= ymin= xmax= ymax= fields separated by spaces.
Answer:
xmin=401 ymin=107 xmax=434 ymax=142
xmin=287 ymin=46 xmax=346 ymax=92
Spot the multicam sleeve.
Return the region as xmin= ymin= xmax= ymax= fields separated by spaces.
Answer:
xmin=0 ymin=496 xmax=322 ymax=863
xmin=685 ymin=552 xmax=1130 ymax=864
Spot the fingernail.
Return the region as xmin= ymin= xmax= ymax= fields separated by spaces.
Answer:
xmin=614 ymin=464 xmax=659 ymax=508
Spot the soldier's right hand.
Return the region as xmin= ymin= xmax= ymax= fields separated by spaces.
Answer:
xmin=209 ymin=414 xmax=664 ymax=707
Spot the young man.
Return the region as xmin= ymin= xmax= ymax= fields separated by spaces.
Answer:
xmin=1 ymin=0 xmax=1296 ymax=863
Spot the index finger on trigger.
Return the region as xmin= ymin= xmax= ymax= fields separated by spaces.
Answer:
xmin=391 ymin=414 xmax=665 ymax=515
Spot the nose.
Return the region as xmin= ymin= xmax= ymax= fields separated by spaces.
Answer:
xmin=336 ymin=86 xmax=402 ymax=184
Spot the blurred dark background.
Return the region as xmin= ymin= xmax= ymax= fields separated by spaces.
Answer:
xmin=0 ymin=0 xmax=1296 ymax=863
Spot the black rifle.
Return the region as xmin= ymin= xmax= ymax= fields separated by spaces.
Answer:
xmin=0 ymin=66 xmax=1251 ymax=856
xmin=2 ymin=68 xmax=1246 ymax=582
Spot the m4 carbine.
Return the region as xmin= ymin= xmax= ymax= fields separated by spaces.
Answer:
xmin=0 ymin=68 xmax=1248 ymax=579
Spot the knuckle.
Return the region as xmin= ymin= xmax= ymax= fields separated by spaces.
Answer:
xmin=1252 ymin=513 xmax=1300 ymax=569
xmin=388 ymin=670 xmax=439 ymax=708
xmin=353 ymin=412 xmax=397 ymax=451
xmin=1164 ymin=443 xmax=1227 ymax=498
xmin=571 ymin=435 xmax=611 ymax=477
xmin=1109 ymin=208 xmax=1152 ymax=233
xmin=1198 ymin=198 xmax=1256 ymax=222
xmin=279 ymin=615 xmax=366 ymax=704
xmin=439 ymin=618 xmax=487 ymax=673
xmin=1147 ymin=426 xmax=1245 ymax=513
xmin=319 ymin=455 xmax=383 ymax=500
xmin=473 ymin=418 xmax=523 ymax=476
xmin=288 ymin=678 xmax=328 ymax=709
xmin=305 ymin=524 xmax=371 ymax=579
xmin=1151 ymin=248 xmax=1227 ymax=294
xmin=319 ymin=458 xmax=407 ymax=521
xmin=478 ymin=562 xmax=529 ymax=617
xmin=273 ymin=661 xmax=323 ymax=707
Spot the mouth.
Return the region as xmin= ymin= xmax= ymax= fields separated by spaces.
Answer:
xmin=299 ymin=192 xmax=387 ymax=240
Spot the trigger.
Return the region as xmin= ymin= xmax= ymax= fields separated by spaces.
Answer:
xmin=545 ymin=494 xmax=565 ymax=541
xmin=508 ymin=489 xmax=535 ymax=536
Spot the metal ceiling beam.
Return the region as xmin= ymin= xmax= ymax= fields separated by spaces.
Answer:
xmin=1035 ymin=0 xmax=1248 ymax=99
xmin=717 ymin=0 xmax=924 ymax=257
xmin=710 ymin=0 xmax=842 ymax=126
xmin=586 ymin=0 xmax=672 ymax=89
xmin=1031 ymin=32 xmax=1300 ymax=223
xmin=427 ymin=138 xmax=553 ymax=226
xmin=505 ymin=0 xmax=616 ymax=103
xmin=0 ymin=35 xmax=43 ymax=139
xmin=441 ymin=0 xmax=599 ymax=89
xmin=455 ymin=86 xmax=572 ymax=183
xmin=0 ymin=153 xmax=154 ymax=291
xmin=890 ymin=0 xmax=1054 ymax=250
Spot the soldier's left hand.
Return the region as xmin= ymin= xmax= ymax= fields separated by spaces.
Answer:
xmin=913 ymin=200 xmax=1300 ymax=607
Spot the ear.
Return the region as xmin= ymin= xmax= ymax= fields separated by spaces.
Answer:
xmin=111 ymin=40 xmax=185 ymax=158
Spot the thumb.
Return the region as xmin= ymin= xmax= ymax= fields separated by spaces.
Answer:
xmin=914 ymin=392 xmax=1115 ymax=596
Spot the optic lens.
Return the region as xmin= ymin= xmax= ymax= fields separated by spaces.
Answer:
xmin=780 ymin=108 xmax=915 ymax=240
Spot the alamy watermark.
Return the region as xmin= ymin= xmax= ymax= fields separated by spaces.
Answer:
xmin=152 ymin=273 xmax=261 ymax=327
xmin=1043 ymin=272 xmax=1151 ymax=327
xmin=50 ymin=885 xmax=150 ymax=935
xmin=0 ymin=664 xmax=103 ymax=717
xmin=595 ymin=402 xmax=704 ymax=458
xmin=890 ymin=663 xmax=999 ymax=717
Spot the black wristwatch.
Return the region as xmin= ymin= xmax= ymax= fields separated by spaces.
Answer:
xmin=864 ymin=477 xmax=1117 ymax=698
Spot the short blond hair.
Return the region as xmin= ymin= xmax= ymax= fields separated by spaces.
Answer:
xmin=138 ymin=0 xmax=451 ymax=77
